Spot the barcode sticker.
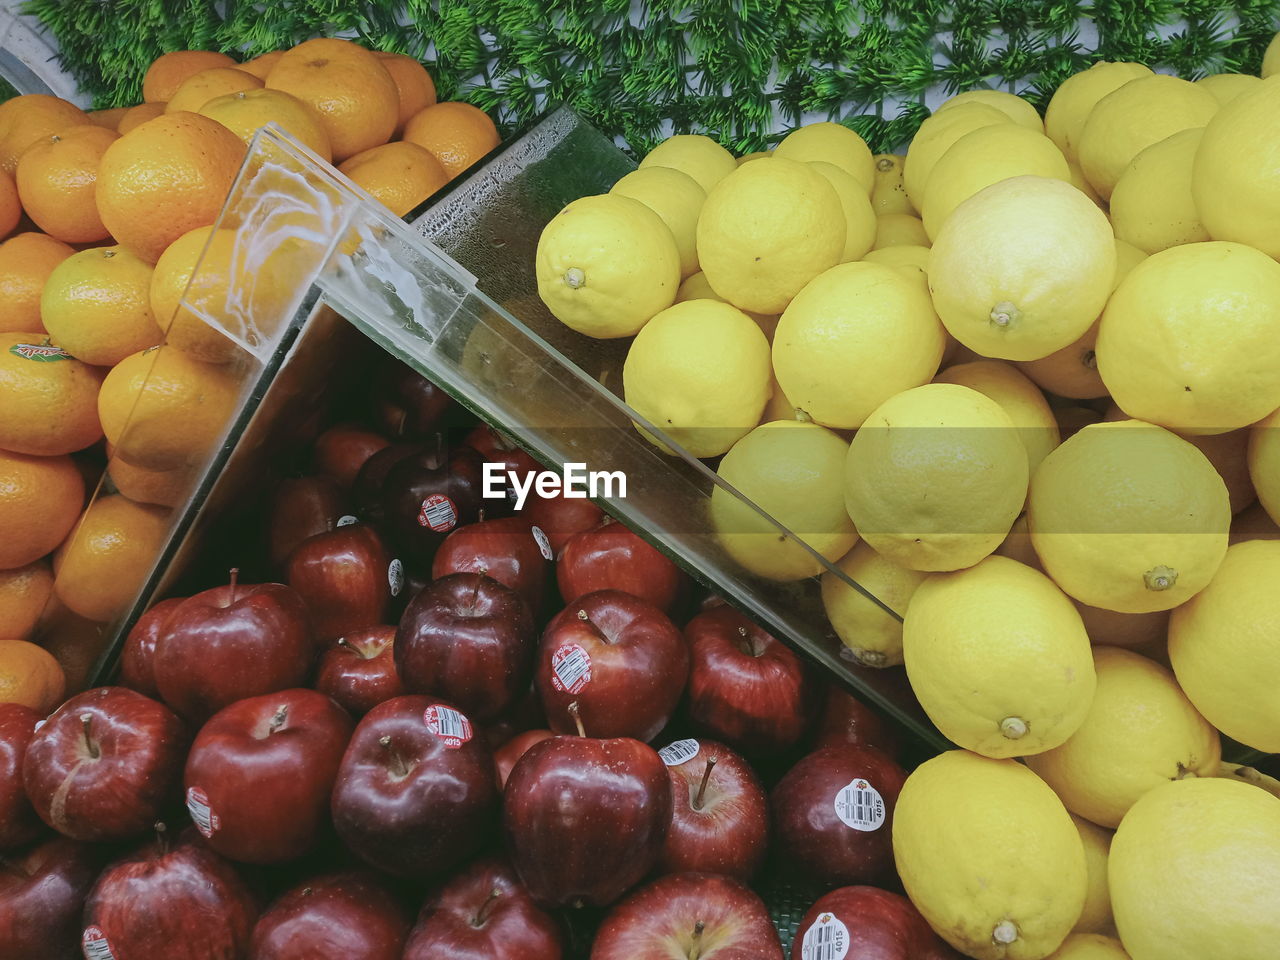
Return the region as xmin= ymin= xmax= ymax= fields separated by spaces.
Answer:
xmin=388 ymin=559 xmax=405 ymax=597
xmin=800 ymin=912 xmax=849 ymax=960
xmin=833 ymin=777 xmax=886 ymax=832
xmin=417 ymin=494 xmax=459 ymax=532
xmin=186 ymin=786 xmax=220 ymax=838
xmin=82 ymin=926 xmax=117 ymax=960
xmin=531 ymin=525 xmax=554 ymax=560
xmin=424 ymin=704 xmax=474 ymax=749
xmin=336 ymin=515 xmax=358 ymax=527
xmin=659 ymin=739 xmax=701 ymax=767
xmin=550 ymin=643 xmax=592 ymax=695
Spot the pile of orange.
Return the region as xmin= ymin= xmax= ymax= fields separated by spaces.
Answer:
xmin=0 ymin=38 xmax=502 ymax=711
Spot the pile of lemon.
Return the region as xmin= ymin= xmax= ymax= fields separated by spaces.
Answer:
xmin=537 ymin=38 xmax=1280 ymax=960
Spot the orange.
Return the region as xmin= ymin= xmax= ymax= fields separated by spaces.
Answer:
xmin=98 ymin=345 xmax=240 ymax=470
xmin=0 ymin=332 xmax=104 ymax=455
xmin=41 ymin=246 xmax=162 ymax=366
xmin=0 ymin=561 xmax=54 ymax=641
xmin=265 ymin=38 xmax=399 ymax=161
xmin=375 ymin=52 xmax=437 ymax=135
xmin=0 ymin=233 xmax=75 ymax=334
xmin=117 ymin=102 xmax=166 ymax=134
xmin=142 ymin=50 xmax=237 ymax=103
xmin=106 ymin=445 xmax=191 ymax=508
xmin=95 ymin=112 xmax=245 ymax=263
xmin=403 ymin=101 xmax=500 ymax=178
xmin=0 ymin=94 xmax=91 ymax=174
xmin=53 ymin=494 xmax=170 ymax=623
xmin=0 ymin=170 xmax=18 ymax=241
xmin=14 ymin=124 xmax=119 ymax=243
xmin=87 ymin=106 xmax=131 ymax=130
xmin=338 ymin=141 xmax=449 ymax=217
xmin=197 ymin=87 xmax=332 ymax=161
xmin=0 ymin=449 xmax=85 ymax=570
xmin=0 ymin=638 xmax=65 ymax=712
xmin=164 ymin=66 xmax=263 ymax=115
xmin=238 ymin=50 xmax=285 ymax=81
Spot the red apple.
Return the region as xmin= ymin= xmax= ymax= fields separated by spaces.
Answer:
xmin=658 ymin=738 xmax=768 ymax=883
xmin=494 ymin=728 xmax=554 ymax=789
xmin=519 ymin=490 xmax=604 ymax=557
xmin=813 ymin=686 xmax=900 ymax=757
xmin=504 ymin=732 xmax=671 ymax=908
xmin=403 ymin=858 xmax=562 ymax=960
xmin=250 ymin=871 xmax=410 ymax=960
xmin=592 ymin=872 xmax=783 ymax=960
xmin=82 ymin=826 xmax=257 ymax=960
xmin=315 ymin=423 xmax=391 ymax=490
xmin=119 ymin=597 xmax=185 ymax=698
xmin=395 ymin=573 xmax=535 ymax=722
xmin=315 ymin=625 xmax=404 ymax=716
xmin=268 ymin=476 xmax=345 ymax=569
xmin=0 ymin=837 xmax=100 ymax=960
xmin=431 ymin=516 xmax=551 ymax=610
xmin=535 ymin=590 xmax=688 ymax=742
xmin=153 ymin=574 xmax=313 ymax=722
xmin=183 ymin=688 xmax=352 ymax=864
xmin=382 ymin=442 xmax=490 ymax=563
xmin=331 ymin=695 xmax=497 ymax=879
xmin=0 ymin=703 xmax=43 ymax=849
xmin=352 ymin=441 xmax=422 ymax=527
xmin=686 ymin=606 xmax=815 ymax=757
xmin=557 ymin=520 xmax=684 ymax=612
xmin=23 ymin=687 xmax=188 ymax=842
xmin=771 ymin=744 xmax=907 ymax=889
xmin=286 ymin=523 xmax=395 ymax=643
xmin=791 ymin=886 xmax=962 ymax=960
xmin=464 ymin=424 xmax=541 ymax=511
xmin=370 ymin=360 xmax=455 ymax=439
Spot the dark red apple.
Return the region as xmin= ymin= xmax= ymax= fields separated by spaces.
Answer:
xmin=370 ymin=360 xmax=455 ymax=439
xmin=0 ymin=837 xmax=100 ymax=960
xmin=791 ymin=886 xmax=962 ymax=960
xmin=286 ymin=524 xmax=394 ymax=643
xmin=119 ymin=597 xmax=185 ymax=698
xmin=504 ymin=732 xmax=671 ymax=908
xmin=153 ymin=574 xmax=313 ymax=722
xmin=331 ymin=695 xmax=497 ymax=879
xmin=556 ymin=520 xmax=684 ymax=613
xmin=315 ymin=423 xmax=391 ymax=490
xmin=0 ymin=703 xmax=43 ymax=849
xmin=813 ymin=686 xmax=899 ymax=757
xmin=535 ymin=590 xmax=688 ymax=742
xmin=771 ymin=744 xmax=907 ymax=889
xmin=686 ymin=606 xmax=814 ymax=757
xmin=395 ymin=573 xmax=535 ymax=722
xmin=23 ymin=687 xmax=188 ymax=843
xmin=352 ymin=442 xmax=422 ymax=527
xmin=591 ymin=872 xmax=783 ymax=960
xmin=658 ymin=738 xmax=768 ymax=883
xmin=315 ymin=626 xmax=404 ymax=716
xmin=82 ymin=826 xmax=257 ymax=960
xmin=268 ymin=476 xmax=345 ymax=569
xmin=494 ymin=729 xmax=553 ymax=789
xmin=183 ymin=688 xmax=352 ymax=864
xmin=519 ymin=489 xmax=604 ymax=557
xmin=382 ymin=443 xmax=490 ymax=563
xmin=250 ymin=871 xmax=410 ymax=960
xmin=464 ymin=424 xmax=541 ymax=509
xmin=403 ymin=858 xmax=562 ymax=960
xmin=431 ymin=516 xmax=550 ymax=610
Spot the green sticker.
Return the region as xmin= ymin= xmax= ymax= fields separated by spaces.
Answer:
xmin=9 ymin=342 xmax=71 ymax=362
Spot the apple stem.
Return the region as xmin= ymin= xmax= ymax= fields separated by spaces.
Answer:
xmin=471 ymin=887 xmax=502 ymax=927
xmin=567 ymin=701 xmax=587 ymax=738
xmin=734 ymin=625 xmax=763 ymax=658
xmin=228 ymin=567 xmax=239 ymax=606
xmin=690 ymin=920 xmax=706 ymax=960
xmin=154 ymin=821 xmax=170 ymax=855
xmin=268 ymin=704 xmax=289 ymax=734
xmin=80 ymin=713 xmax=100 ymax=759
xmin=380 ymin=735 xmax=409 ymax=777
xmin=693 ymin=757 xmax=717 ymax=811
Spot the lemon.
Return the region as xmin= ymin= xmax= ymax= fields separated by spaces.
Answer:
xmin=1028 ymin=420 xmax=1230 ymax=613
xmin=696 ymin=156 xmax=845 ymax=314
xmin=1047 ymin=934 xmax=1131 ymax=960
xmin=1096 ymin=241 xmax=1280 ymax=434
xmin=772 ymin=121 xmax=875 ymax=193
xmin=1044 ymin=62 xmax=1153 ymax=160
xmin=1026 ymin=647 xmax=1220 ymax=828
xmin=1216 ymin=762 xmax=1280 ymax=800
xmin=1168 ymin=540 xmax=1280 ymax=753
xmin=1070 ymin=814 xmax=1115 ymax=936
xmin=675 ymin=271 xmax=778 ymax=340
xmin=808 ymin=161 xmax=876 ymax=262
xmin=639 ymin=133 xmax=737 ymax=194
xmin=1195 ymin=72 xmax=1262 ymax=105
xmin=1065 ymin=156 xmax=1103 ymax=206
xmin=737 ymin=150 xmax=771 ymax=165
xmin=1192 ymin=75 xmax=1280 ymax=259
xmin=535 ymin=194 xmax=680 ymax=338
xmin=844 ymin=383 xmax=1027 ymax=571
xmin=609 ymin=166 xmax=706 ymax=278
xmin=622 ymin=299 xmax=771 ymax=458
xmin=994 ymin=513 xmax=1039 ymax=568
xmin=872 ymin=212 xmax=929 ymax=249
xmin=1109 ymin=129 xmax=1207 ymax=253
xmin=937 ymin=89 xmax=1043 ymax=131
xmin=893 ymin=750 xmax=1086 ymax=960
xmin=935 ymin=360 xmax=1060 ymax=476
xmin=710 ymin=420 xmax=856 ymax=581
xmin=1266 ymin=30 xmax=1280 ymax=76
xmin=772 ymin=261 xmax=944 ymax=429
xmin=862 ymin=244 xmax=929 ymax=294
xmin=929 ymin=176 xmax=1115 ymax=361
xmin=761 ymin=373 xmax=798 ymax=422
xmin=903 ymin=102 xmax=1011 ymax=212
xmin=1181 ymin=427 xmax=1254 ymax=515
xmin=1073 ymin=602 xmax=1169 ymax=650
xmin=1109 ymin=778 xmax=1280 ymax=960
xmin=1249 ymin=407 xmax=1280 ymax=523
xmin=1077 ymin=75 xmax=1217 ymax=200
xmin=820 ymin=541 xmax=927 ymax=667
xmin=871 ymin=154 xmax=910 ymax=214
xmin=904 ymin=556 xmax=1095 ymax=757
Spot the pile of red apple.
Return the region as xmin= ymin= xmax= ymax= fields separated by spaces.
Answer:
xmin=0 ymin=358 xmax=960 ymax=960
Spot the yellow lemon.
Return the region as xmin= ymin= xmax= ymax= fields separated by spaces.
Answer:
xmin=862 ymin=244 xmax=929 ymax=295
xmin=820 ymin=541 xmax=927 ymax=667
xmin=737 ymin=150 xmax=770 ymax=165
xmin=1070 ymin=815 xmax=1115 ymax=935
xmin=760 ymin=372 xmax=798 ymax=422
xmin=872 ymin=212 xmax=928 ymax=249
xmin=1044 ymin=61 xmax=1153 ymax=160
xmin=994 ymin=512 xmax=1039 ymax=568
xmin=1028 ymin=420 xmax=1230 ymax=613
xmin=772 ymin=120 xmax=874 ymax=193
xmin=1168 ymin=540 xmax=1280 ymax=753
xmin=870 ymin=153 xmax=910 ymax=214
xmin=535 ymin=193 xmax=680 ymax=339
xmin=772 ymin=261 xmax=944 ymax=429
xmin=674 ymin=271 xmax=777 ymax=340
xmin=1183 ymin=428 xmax=1255 ymax=515
xmin=1109 ymin=128 xmax=1207 ymax=253
xmin=893 ymin=750 xmax=1086 ymax=960
xmin=710 ymin=421 xmax=857 ymax=581
xmin=609 ymin=165 xmax=706 ymax=278
xmin=1109 ymin=778 xmax=1280 ymax=960
xmin=929 ymin=176 xmax=1115 ymax=361
xmin=1265 ymin=31 xmax=1280 ymax=75
xmin=937 ymin=88 xmax=1043 ymax=131
xmin=935 ymin=360 xmax=1060 ymax=476
xmin=1026 ymin=647 xmax=1220 ymax=828
xmin=1195 ymin=72 xmax=1262 ymax=105
xmin=844 ymin=383 xmax=1027 ymax=571
xmin=808 ymin=161 xmax=876 ymax=262
xmin=1249 ymin=407 xmax=1280 ymax=524
xmin=903 ymin=102 xmax=1011 ymax=212
xmin=1065 ymin=155 xmax=1103 ymax=206
xmin=622 ymin=298 xmax=771 ymax=458
xmin=1047 ymin=934 xmax=1131 ymax=960
xmin=638 ymin=133 xmax=737 ymax=194
xmin=1096 ymin=241 xmax=1280 ymax=434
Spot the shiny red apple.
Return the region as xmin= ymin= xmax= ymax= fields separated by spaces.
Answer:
xmin=494 ymin=728 xmax=554 ymax=789
xmin=315 ymin=423 xmax=391 ymax=490
xmin=431 ymin=516 xmax=550 ymax=610
xmin=268 ymin=476 xmax=345 ymax=569
xmin=315 ymin=625 xmax=404 ymax=716
xmin=250 ymin=871 xmax=410 ymax=960
xmin=286 ymin=523 xmax=394 ymax=643
xmin=370 ymin=360 xmax=455 ymax=439
xmin=352 ymin=441 xmax=422 ymax=527
xmin=119 ymin=597 xmax=185 ymax=698
xmin=813 ymin=686 xmax=899 ymax=757
xmin=0 ymin=703 xmax=43 ymax=849
xmin=518 ymin=490 xmax=604 ymax=557
xmin=382 ymin=443 xmax=490 ymax=563
xmin=791 ymin=886 xmax=962 ymax=960
xmin=557 ymin=520 xmax=684 ymax=612
xmin=464 ymin=424 xmax=540 ymax=511
xmin=0 ymin=837 xmax=100 ymax=960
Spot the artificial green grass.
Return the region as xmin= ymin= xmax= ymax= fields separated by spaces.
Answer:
xmin=22 ymin=0 xmax=1280 ymax=152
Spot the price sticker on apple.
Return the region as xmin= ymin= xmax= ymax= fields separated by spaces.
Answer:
xmin=336 ymin=515 xmax=359 ymax=527
xmin=83 ymin=926 xmax=119 ymax=960
xmin=658 ymin=739 xmax=701 ymax=767
xmin=424 ymin=704 xmax=474 ymax=749
xmin=418 ymin=493 xmax=459 ymax=533
xmin=186 ymin=786 xmax=221 ymax=838
xmin=550 ymin=643 xmax=592 ymax=695
xmin=800 ymin=911 xmax=849 ymax=960
xmin=388 ymin=558 xmax=405 ymax=597
xmin=531 ymin=525 xmax=554 ymax=561
xmin=833 ymin=777 xmax=886 ymax=832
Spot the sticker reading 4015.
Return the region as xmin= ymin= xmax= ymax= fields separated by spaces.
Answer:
xmin=550 ymin=643 xmax=592 ymax=695
xmin=82 ymin=926 xmax=118 ymax=960
xmin=9 ymin=341 xmax=70 ymax=362
xmin=833 ymin=777 xmax=886 ymax=832
xmin=186 ymin=786 xmax=221 ymax=838
xmin=800 ymin=912 xmax=849 ymax=960
xmin=424 ymin=704 xmax=473 ymax=749
xmin=418 ymin=494 xmax=458 ymax=533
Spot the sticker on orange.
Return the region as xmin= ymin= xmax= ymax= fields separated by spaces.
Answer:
xmin=9 ymin=341 xmax=70 ymax=361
